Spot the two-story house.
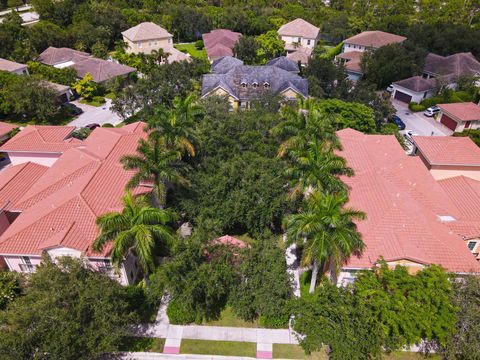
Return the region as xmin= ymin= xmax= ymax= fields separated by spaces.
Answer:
xmin=278 ymin=18 xmax=320 ymax=65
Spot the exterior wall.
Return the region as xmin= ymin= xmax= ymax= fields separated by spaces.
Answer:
xmin=7 ymin=152 xmax=61 ymax=167
xmin=342 ymin=43 xmax=370 ymax=53
xmin=12 ymin=67 xmax=29 ymax=75
xmin=281 ymin=35 xmax=318 ymax=50
xmin=438 ymin=111 xmax=480 ymax=133
xmin=391 ymin=85 xmax=435 ymax=104
xmin=0 ymin=211 xmax=11 ymax=236
xmin=123 ymin=36 xmax=173 ymax=55
xmin=4 ymin=255 xmax=42 ymax=273
xmin=281 ymin=88 xmax=302 ymax=99
xmin=429 ymin=167 xmax=480 ymax=181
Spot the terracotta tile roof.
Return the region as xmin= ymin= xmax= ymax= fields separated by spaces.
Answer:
xmin=337 ymin=51 xmax=363 ymax=73
xmin=37 ymin=47 xmax=90 ymax=66
xmin=202 ymin=29 xmax=242 ymax=60
xmin=438 ymin=176 xmax=480 ymax=223
xmin=413 ymin=136 xmax=480 ymax=166
xmin=0 ymin=125 xmax=78 ymax=153
xmin=344 ymin=30 xmax=406 ymax=48
xmin=0 ymin=162 xmax=48 ymax=210
xmin=0 ymin=58 xmax=27 ymax=72
xmin=0 ymin=122 xmax=17 ymax=138
xmin=438 ymin=102 xmax=480 ymax=122
xmin=278 ymin=18 xmax=320 ymax=39
xmin=424 ymin=52 xmax=480 ymax=77
xmin=165 ymin=47 xmax=191 ymax=63
xmin=337 ymin=128 xmax=480 ymax=273
xmin=393 ymin=75 xmax=436 ymax=92
xmin=213 ymin=235 xmax=247 ymax=248
xmin=122 ymin=22 xmax=172 ymax=42
xmin=286 ymin=47 xmax=312 ymax=65
xmin=0 ymin=122 xmax=152 ymax=257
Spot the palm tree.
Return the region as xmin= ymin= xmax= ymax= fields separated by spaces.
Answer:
xmin=93 ymin=192 xmax=176 ymax=276
xmin=147 ymin=95 xmax=202 ymax=157
xmin=286 ymin=141 xmax=353 ymax=199
xmin=272 ymin=100 xmax=341 ymax=158
xmin=121 ymin=131 xmax=187 ymax=207
xmin=284 ymin=190 xmax=365 ymax=293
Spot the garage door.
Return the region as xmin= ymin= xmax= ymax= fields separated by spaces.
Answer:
xmin=440 ymin=114 xmax=458 ymax=131
xmin=394 ymin=90 xmax=412 ymax=103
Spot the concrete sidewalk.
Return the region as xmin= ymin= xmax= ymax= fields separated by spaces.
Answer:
xmin=122 ymin=353 xmax=256 ymax=360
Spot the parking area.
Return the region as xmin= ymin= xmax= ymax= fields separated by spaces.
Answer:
xmin=391 ymin=99 xmax=453 ymax=137
xmin=67 ymin=99 xmax=123 ymax=128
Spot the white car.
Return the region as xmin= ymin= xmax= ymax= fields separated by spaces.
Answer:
xmin=404 ymin=129 xmax=419 ymax=142
xmin=423 ymin=106 xmax=440 ymax=117
xmin=386 ymin=84 xmax=394 ymax=93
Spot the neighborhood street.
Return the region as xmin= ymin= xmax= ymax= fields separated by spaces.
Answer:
xmin=68 ymin=99 xmax=123 ymax=128
xmin=391 ymin=99 xmax=453 ymax=136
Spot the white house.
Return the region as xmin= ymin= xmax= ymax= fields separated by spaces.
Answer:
xmin=0 ymin=58 xmax=29 ymax=75
xmin=391 ymin=76 xmax=436 ymax=103
xmin=278 ymin=18 xmax=319 ymax=65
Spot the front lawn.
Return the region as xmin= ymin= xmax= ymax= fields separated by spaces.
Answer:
xmin=79 ymin=98 xmax=105 ymax=107
xmin=203 ymin=306 xmax=260 ymax=328
xmin=180 ymin=339 xmax=256 ymax=357
xmin=119 ymin=337 xmax=165 ymax=352
xmin=174 ymin=43 xmax=207 ymax=60
xmin=273 ymin=344 xmax=327 ymax=359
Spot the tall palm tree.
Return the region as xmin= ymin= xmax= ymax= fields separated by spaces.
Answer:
xmin=272 ymin=101 xmax=341 ymax=158
xmin=93 ymin=192 xmax=176 ymax=276
xmin=121 ymin=131 xmax=187 ymax=207
xmin=287 ymin=141 xmax=353 ymax=199
xmin=147 ymin=95 xmax=202 ymax=157
xmin=284 ymin=190 xmax=365 ymax=293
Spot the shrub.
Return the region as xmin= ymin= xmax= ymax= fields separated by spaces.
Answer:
xmin=408 ymin=102 xmax=426 ymax=112
xmin=455 ymin=91 xmax=473 ymax=102
xmin=420 ymin=96 xmax=443 ymax=108
xmin=195 ymin=40 xmax=204 ymax=50
xmin=166 ymin=299 xmax=196 ymax=324
xmin=0 ymin=270 xmax=22 ymax=309
xmin=92 ymin=96 xmax=106 ymax=104
xmin=453 ymin=129 xmax=480 ymax=147
xmin=102 ymin=123 xmax=114 ymax=128
xmin=259 ymin=314 xmax=289 ymax=329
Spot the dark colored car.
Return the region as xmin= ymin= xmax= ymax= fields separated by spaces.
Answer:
xmin=392 ymin=115 xmax=406 ymax=130
xmin=85 ymin=123 xmax=100 ymax=130
xmin=62 ymin=103 xmax=83 ymax=116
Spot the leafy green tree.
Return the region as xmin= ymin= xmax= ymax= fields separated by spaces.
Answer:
xmin=73 ymin=72 xmax=98 ymax=100
xmin=316 ymin=99 xmax=377 ymax=133
xmin=355 ymin=263 xmax=457 ymax=352
xmin=91 ymin=41 xmax=108 ymax=59
xmin=444 ymin=275 xmax=480 ymax=359
xmin=0 ymin=270 xmax=22 ymax=309
xmin=284 ymin=190 xmax=365 ymax=292
xmin=121 ymin=132 xmax=187 ymax=207
xmin=26 ymin=20 xmax=69 ymax=53
xmin=156 ymin=234 xmax=239 ymax=324
xmin=256 ymin=30 xmax=285 ymax=63
xmin=304 ymin=57 xmax=350 ymax=98
xmin=7 ymin=0 xmax=23 ymax=10
xmin=230 ymin=237 xmax=292 ymax=328
xmin=233 ymin=35 xmax=261 ymax=64
xmin=361 ymin=42 xmax=426 ymax=89
xmin=0 ymin=256 xmax=136 ymax=360
xmin=291 ymin=281 xmax=384 ymax=360
xmin=27 ymin=61 xmax=77 ymax=86
xmin=93 ymin=192 xmax=176 ymax=276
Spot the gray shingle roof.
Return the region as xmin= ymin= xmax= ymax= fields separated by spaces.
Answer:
xmin=393 ymin=76 xmax=436 ymax=92
xmin=202 ymin=60 xmax=308 ymax=100
xmin=211 ymin=56 xmax=244 ymax=74
xmin=266 ymin=56 xmax=299 ymax=73
xmin=424 ymin=52 xmax=480 ymax=77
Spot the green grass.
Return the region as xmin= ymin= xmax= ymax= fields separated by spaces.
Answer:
xmin=119 ymin=337 xmax=165 ymax=352
xmin=104 ymin=92 xmax=116 ymax=100
xmin=299 ymin=270 xmax=312 ymax=298
xmin=203 ymin=306 xmax=260 ymax=328
xmin=174 ymin=43 xmax=208 ymax=60
xmin=273 ymin=344 xmax=327 ymax=359
xmin=79 ymin=99 xmax=105 ymax=107
xmin=180 ymin=339 xmax=256 ymax=357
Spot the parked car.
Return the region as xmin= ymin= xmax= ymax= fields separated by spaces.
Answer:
xmin=392 ymin=115 xmax=406 ymax=130
xmin=404 ymin=129 xmax=419 ymax=142
xmin=62 ymin=103 xmax=83 ymax=116
xmin=386 ymin=84 xmax=394 ymax=93
xmin=85 ymin=123 xmax=100 ymax=130
xmin=423 ymin=105 xmax=440 ymax=117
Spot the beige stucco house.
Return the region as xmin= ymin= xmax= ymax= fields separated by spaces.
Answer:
xmin=122 ymin=22 xmax=174 ymax=55
xmin=277 ymin=18 xmax=319 ymax=65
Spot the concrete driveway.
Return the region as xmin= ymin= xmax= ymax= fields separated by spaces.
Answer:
xmin=67 ymin=99 xmax=122 ymax=128
xmin=391 ymin=99 xmax=453 ymax=136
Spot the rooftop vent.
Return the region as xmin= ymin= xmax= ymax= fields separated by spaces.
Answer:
xmin=438 ymin=215 xmax=456 ymax=223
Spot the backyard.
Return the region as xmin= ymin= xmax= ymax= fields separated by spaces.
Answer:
xmin=174 ymin=43 xmax=208 ymax=60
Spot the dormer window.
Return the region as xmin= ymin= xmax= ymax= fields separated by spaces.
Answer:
xmin=252 ymin=81 xmax=259 ymax=88
xmin=241 ymin=81 xmax=247 ymax=88
xmin=264 ymin=82 xmax=270 ymax=88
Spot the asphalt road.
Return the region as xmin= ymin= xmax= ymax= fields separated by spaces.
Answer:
xmin=68 ymin=99 xmax=123 ymax=128
xmin=391 ymin=99 xmax=453 ymax=136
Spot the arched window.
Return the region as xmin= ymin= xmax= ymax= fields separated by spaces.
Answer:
xmin=264 ymin=82 xmax=270 ymax=88
xmin=241 ymin=81 xmax=247 ymax=88
xmin=252 ymin=82 xmax=258 ymax=88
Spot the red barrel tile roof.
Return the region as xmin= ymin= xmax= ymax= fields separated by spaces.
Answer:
xmin=413 ymin=136 xmax=480 ymax=166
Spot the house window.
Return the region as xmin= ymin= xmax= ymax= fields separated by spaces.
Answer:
xmin=307 ymin=39 xmax=311 ymax=45
xmin=468 ymin=241 xmax=477 ymax=251
xmin=149 ymin=42 xmax=152 ymax=46
xmin=264 ymin=82 xmax=270 ymax=88
xmin=241 ymin=82 xmax=247 ymax=88
xmin=252 ymin=82 xmax=258 ymax=88
xmin=20 ymin=256 xmax=35 ymax=272
xmin=168 ymin=39 xmax=172 ymax=43
xmin=138 ymin=43 xmax=142 ymax=48
xmin=423 ymin=91 xmax=428 ymax=99
xmin=353 ymin=45 xmax=356 ymax=49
